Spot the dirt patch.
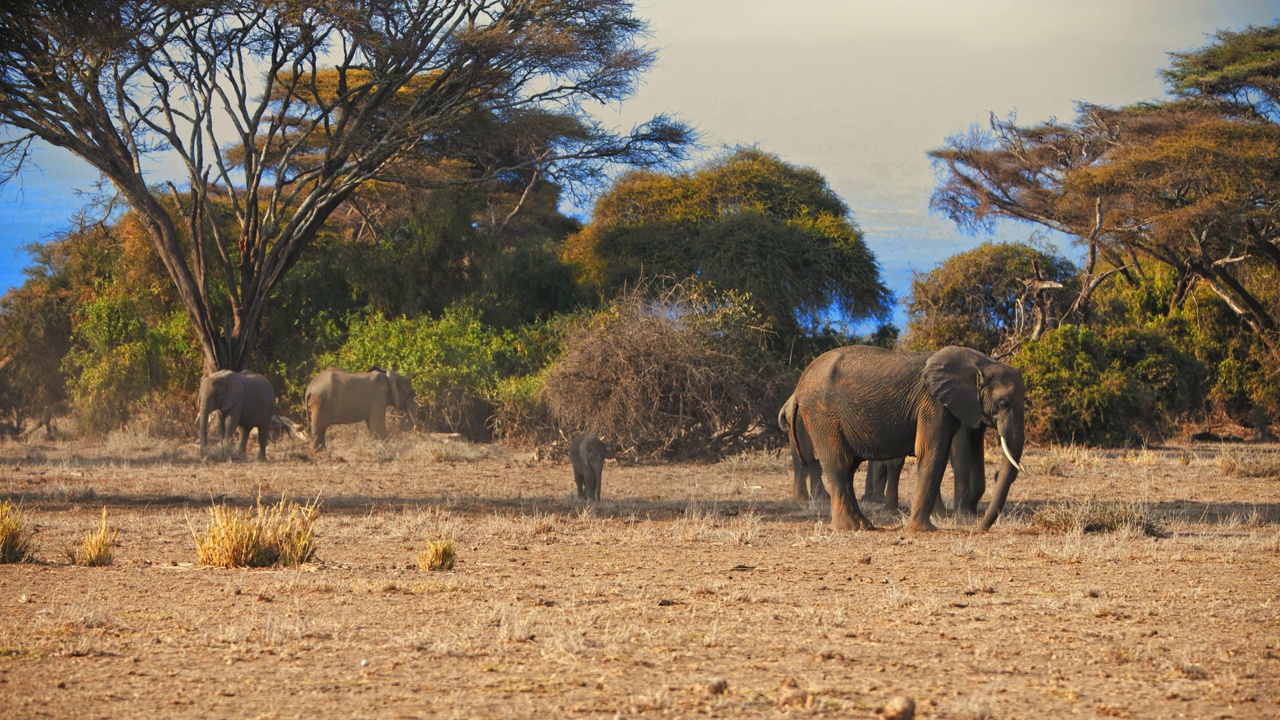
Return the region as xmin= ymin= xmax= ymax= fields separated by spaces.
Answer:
xmin=1 ymin=435 xmax=1278 ymax=718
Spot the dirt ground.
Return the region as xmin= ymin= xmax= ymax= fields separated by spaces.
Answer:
xmin=1 ymin=429 xmax=1278 ymax=719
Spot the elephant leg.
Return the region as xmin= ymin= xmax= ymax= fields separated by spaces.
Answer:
xmin=308 ymin=405 xmax=325 ymax=452
xmin=883 ymin=457 xmax=905 ymax=509
xmin=591 ymin=467 xmax=602 ymax=501
xmin=907 ymin=423 xmax=958 ymax=532
xmin=790 ymin=448 xmax=810 ymax=502
xmin=861 ymin=461 xmax=879 ymax=503
xmin=256 ymin=422 xmax=268 ymax=461
xmin=574 ymin=469 xmax=586 ymax=499
xmin=816 ymin=441 xmax=872 ymax=531
xmin=951 ymin=426 xmax=986 ymax=518
xmin=808 ymin=460 xmax=828 ymax=503
xmin=368 ymin=407 xmax=389 ymax=440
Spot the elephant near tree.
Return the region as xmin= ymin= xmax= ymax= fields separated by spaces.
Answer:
xmin=571 ymin=432 xmax=606 ymax=501
xmin=305 ymin=368 xmax=416 ymax=451
xmin=778 ymin=394 xmax=829 ymax=503
xmin=198 ymin=370 xmax=276 ymax=461
xmin=787 ymin=345 xmax=1025 ymax=532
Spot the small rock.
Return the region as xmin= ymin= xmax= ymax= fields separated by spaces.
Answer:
xmin=693 ymin=678 xmax=728 ymax=695
xmin=879 ymin=695 xmax=916 ymax=720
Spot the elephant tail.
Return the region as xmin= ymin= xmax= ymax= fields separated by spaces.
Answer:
xmin=784 ymin=400 xmax=809 ymax=472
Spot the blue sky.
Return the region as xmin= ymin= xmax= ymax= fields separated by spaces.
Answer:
xmin=2 ymin=0 xmax=1278 ymax=329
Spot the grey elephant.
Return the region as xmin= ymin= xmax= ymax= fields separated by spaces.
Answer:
xmin=305 ymin=368 xmax=416 ymax=451
xmin=198 ymin=370 xmax=276 ymax=460
xmin=778 ymin=394 xmax=829 ymax=503
xmin=570 ymin=432 xmax=606 ymax=501
xmin=787 ymin=345 xmax=1025 ymax=532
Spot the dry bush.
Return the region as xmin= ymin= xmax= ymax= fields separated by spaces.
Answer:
xmin=417 ymin=539 xmax=456 ymax=571
xmin=1032 ymin=500 xmax=1164 ymax=537
xmin=0 ymin=500 xmax=37 ymax=563
xmin=65 ymin=507 xmax=118 ymax=566
xmin=542 ymin=280 xmax=788 ymax=459
xmin=190 ymin=496 xmax=320 ymax=568
xmin=1217 ymin=448 xmax=1280 ymax=479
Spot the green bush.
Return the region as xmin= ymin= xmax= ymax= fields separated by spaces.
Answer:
xmin=63 ymin=290 xmax=201 ymax=435
xmin=1015 ymin=324 xmax=1206 ymax=446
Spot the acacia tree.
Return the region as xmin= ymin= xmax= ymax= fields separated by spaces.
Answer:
xmin=0 ymin=0 xmax=687 ymax=372
xmin=930 ymin=23 xmax=1280 ymax=353
xmin=563 ymin=148 xmax=892 ymax=347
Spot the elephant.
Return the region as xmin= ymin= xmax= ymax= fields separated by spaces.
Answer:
xmin=787 ymin=345 xmax=1025 ymax=532
xmin=305 ymin=368 xmax=416 ymax=451
xmin=778 ymin=394 xmax=829 ymax=503
xmin=198 ymin=370 xmax=276 ymax=460
xmin=861 ymin=425 xmax=986 ymax=515
xmin=570 ymin=432 xmax=606 ymax=501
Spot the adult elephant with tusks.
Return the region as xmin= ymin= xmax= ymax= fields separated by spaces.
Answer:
xmin=305 ymin=368 xmax=416 ymax=451
xmin=787 ymin=345 xmax=1025 ymax=532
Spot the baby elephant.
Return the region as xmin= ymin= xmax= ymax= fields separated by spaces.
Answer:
xmin=570 ymin=433 xmax=607 ymax=501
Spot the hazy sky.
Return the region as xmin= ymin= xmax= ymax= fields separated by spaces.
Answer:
xmin=2 ymin=1 xmax=1278 ymax=327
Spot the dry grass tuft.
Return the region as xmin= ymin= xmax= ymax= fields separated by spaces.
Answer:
xmin=417 ymin=538 xmax=456 ymax=571
xmin=1032 ymin=500 xmax=1164 ymax=537
xmin=190 ymin=496 xmax=320 ymax=568
xmin=721 ymin=448 xmax=788 ymax=473
xmin=1217 ymin=448 xmax=1280 ymax=479
xmin=0 ymin=500 xmax=37 ymax=563
xmin=65 ymin=507 xmax=118 ymax=566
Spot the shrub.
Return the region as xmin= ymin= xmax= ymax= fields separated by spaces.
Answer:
xmin=542 ymin=279 xmax=789 ymax=458
xmin=190 ymin=496 xmax=320 ymax=568
xmin=1031 ymin=500 xmax=1164 ymax=537
xmin=65 ymin=507 xmax=118 ymax=566
xmin=0 ymin=501 xmax=36 ymax=563
xmin=417 ymin=539 xmax=456 ymax=571
xmin=1015 ymin=324 xmax=1206 ymax=446
xmin=320 ymin=306 xmax=507 ymax=437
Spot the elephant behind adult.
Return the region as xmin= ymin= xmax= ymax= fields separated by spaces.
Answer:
xmin=788 ymin=345 xmax=1025 ymax=532
xmin=198 ymin=370 xmax=276 ymax=460
xmin=305 ymin=368 xmax=416 ymax=451
xmin=862 ymin=425 xmax=986 ymax=514
xmin=778 ymin=394 xmax=828 ymax=503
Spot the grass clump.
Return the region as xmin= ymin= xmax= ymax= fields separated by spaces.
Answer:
xmin=191 ymin=496 xmax=320 ymax=568
xmin=1032 ymin=500 xmax=1164 ymax=537
xmin=1217 ymin=449 xmax=1280 ymax=479
xmin=417 ymin=538 xmax=456 ymax=571
xmin=0 ymin=501 xmax=37 ymax=563
xmin=66 ymin=507 xmax=118 ymax=566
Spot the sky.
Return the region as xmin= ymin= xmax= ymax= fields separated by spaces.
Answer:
xmin=2 ymin=0 xmax=1278 ymax=329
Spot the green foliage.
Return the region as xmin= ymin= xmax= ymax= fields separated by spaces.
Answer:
xmin=63 ymin=288 xmax=201 ymax=435
xmin=320 ymin=306 xmax=565 ymax=437
xmin=906 ymin=241 xmax=1079 ymax=352
xmin=1015 ymin=324 xmax=1206 ymax=446
xmin=542 ymin=279 xmax=789 ymax=458
xmin=565 ymin=148 xmax=891 ymax=346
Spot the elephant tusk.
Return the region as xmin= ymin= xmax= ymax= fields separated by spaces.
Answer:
xmin=1000 ymin=436 xmax=1025 ymax=474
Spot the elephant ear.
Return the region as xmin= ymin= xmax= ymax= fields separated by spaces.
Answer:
xmin=923 ymin=346 xmax=988 ymax=429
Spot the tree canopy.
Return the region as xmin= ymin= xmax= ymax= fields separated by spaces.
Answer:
xmin=905 ymin=241 xmax=1078 ymax=354
xmin=930 ymin=22 xmax=1280 ymax=355
xmin=0 ymin=0 xmax=689 ymax=372
xmin=563 ymin=148 xmax=891 ymax=346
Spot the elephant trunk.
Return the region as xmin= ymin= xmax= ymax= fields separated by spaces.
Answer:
xmin=980 ymin=418 xmax=1024 ymax=531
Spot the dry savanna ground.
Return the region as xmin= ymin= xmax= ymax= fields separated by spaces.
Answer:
xmin=1 ymin=427 xmax=1279 ymax=719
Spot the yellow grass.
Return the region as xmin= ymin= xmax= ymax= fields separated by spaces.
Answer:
xmin=417 ymin=538 xmax=457 ymax=571
xmin=190 ymin=496 xmax=320 ymax=568
xmin=0 ymin=500 xmax=36 ymax=563
xmin=1031 ymin=500 xmax=1164 ymax=537
xmin=65 ymin=507 xmax=118 ymax=567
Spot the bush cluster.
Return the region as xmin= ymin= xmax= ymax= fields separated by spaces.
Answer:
xmin=541 ymin=280 xmax=789 ymax=458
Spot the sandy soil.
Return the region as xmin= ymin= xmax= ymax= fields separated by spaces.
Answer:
xmin=1 ymin=429 xmax=1278 ymax=719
